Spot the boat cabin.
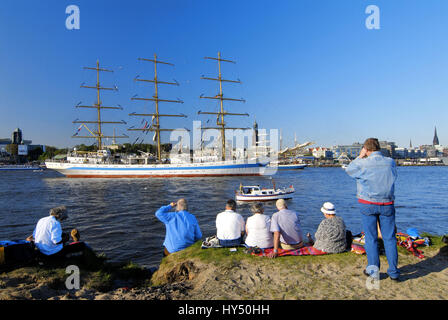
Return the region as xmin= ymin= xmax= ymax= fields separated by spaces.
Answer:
xmin=241 ymin=185 xmax=277 ymax=195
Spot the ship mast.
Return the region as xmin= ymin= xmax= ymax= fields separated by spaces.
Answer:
xmin=128 ymin=54 xmax=186 ymax=161
xmin=73 ymin=60 xmax=128 ymax=149
xmin=198 ymin=52 xmax=249 ymax=161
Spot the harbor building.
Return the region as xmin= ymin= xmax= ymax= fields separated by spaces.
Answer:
xmin=311 ymin=147 xmax=333 ymax=159
xmin=0 ymin=128 xmax=44 ymax=163
xmin=331 ymin=143 xmax=363 ymax=159
xmin=379 ymin=141 xmax=397 ymax=158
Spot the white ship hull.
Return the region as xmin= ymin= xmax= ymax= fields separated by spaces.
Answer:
xmin=45 ymin=160 xmax=266 ymax=178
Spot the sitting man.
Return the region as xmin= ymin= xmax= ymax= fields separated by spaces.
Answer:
xmin=26 ymin=206 xmax=87 ymax=259
xmin=268 ymin=199 xmax=304 ymax=258
xmin=216 ymin=199 xmax=245 ymax=247
xmin=155 ymin=198 xmax=202 ymax=256
xmin=26 ymin=206 xmax=69 ymax=256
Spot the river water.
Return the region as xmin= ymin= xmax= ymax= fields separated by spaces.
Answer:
xmin=1 ymin=166 xmax=447 ymax=268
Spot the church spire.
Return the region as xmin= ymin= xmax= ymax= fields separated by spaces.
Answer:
xmin=433 ymin=126 xmax=439 ymax=146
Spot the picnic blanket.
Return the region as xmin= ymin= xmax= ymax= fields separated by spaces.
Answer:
xmin=396 ymin=232 xmax=430 ymax=259
xmin=352 ymin=231 xmax=430 ymax=259
xmin=248 ymin=243 xmax=366 ymax=257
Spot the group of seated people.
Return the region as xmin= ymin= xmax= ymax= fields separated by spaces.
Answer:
xmin=156 ymin=198 xmax=349 ymax=258
xmin=27 ymin=199 xmax=348 ymax=261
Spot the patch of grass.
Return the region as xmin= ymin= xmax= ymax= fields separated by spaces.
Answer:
xmin=160 ymin=241 xmax=366 ymax=272
xmin=85 ymin=270 xmax=114 ymax=292
xmin=420 ymin=234 xmax=445 ymax=249
xmin=160 ymin=235 xmax=447 ymax=272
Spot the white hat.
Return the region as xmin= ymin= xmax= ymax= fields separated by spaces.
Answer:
xmin=321 ymin=202 xmax=336 ymax=215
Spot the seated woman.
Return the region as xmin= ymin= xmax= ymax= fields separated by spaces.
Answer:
xmin=245 ymin=203 xmax=274 ymax=249
xmin=308 ymin=202 xmax=347 ymax=254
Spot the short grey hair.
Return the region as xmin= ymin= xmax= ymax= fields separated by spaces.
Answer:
xmin=250 ymin=202 xmax=264 ymax=214
xmin=50 ymin=205 xmax=68 ymax=220
xmin=276 ymin=199 xmax=287 ymax=210
xmin=176 ymin=199 xmax=188 ymax=211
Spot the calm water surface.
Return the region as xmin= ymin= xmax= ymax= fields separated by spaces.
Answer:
xmin=1 ymin=166 xmax=447 ymax=267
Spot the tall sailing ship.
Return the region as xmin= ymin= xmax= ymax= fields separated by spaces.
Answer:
xmin=45 ymin=54 xmax=266 ymax=178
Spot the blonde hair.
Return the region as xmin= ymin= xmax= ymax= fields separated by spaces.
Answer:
xmin=276 ymin=199 xmax=287 ymax=210
xmin=176 ymin=198 xmax=188 ymax=211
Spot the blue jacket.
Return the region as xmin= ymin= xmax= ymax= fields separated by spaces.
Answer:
xmin=345 ymin=151 xmax=397 ymax=203
xmin=155 ymin=205 xmax=202 ymax=253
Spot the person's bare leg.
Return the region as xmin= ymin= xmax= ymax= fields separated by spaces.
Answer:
xmin=377 ymin=220 xmax=382 ymax=239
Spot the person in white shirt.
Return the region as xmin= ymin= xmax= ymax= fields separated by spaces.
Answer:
xmin=26 ymin=206 xmax=69 ymax=256
xmin=245 ymin=202 xmax=274 ymax=249
xmin=216 ymin=199 xmax=245 ymax=247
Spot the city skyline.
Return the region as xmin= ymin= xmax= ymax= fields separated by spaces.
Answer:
xmin=1 ymin=1 xmax=448 ymax=148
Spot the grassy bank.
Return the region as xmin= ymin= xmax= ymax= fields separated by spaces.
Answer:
xmin=1 ymin=235 xmax=447 ymax=300
xmin=152 ymin=234 xmax=448 ymax=299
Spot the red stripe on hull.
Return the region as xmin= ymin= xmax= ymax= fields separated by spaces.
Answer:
xmin=65 ymin=173 xmax=261 ymax=178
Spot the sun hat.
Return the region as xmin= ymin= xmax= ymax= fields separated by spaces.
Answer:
xmin=321 ymin=202 xmax=336 ymax=215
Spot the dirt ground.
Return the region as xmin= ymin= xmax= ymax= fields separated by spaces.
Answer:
xmin=1 ymin=245 xmax=447 ymax=300
xmin=151 ymin=245 xmax=448 ymax=300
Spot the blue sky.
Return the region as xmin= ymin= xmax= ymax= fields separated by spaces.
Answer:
xmin=0 ymin=0 xmax=447 ymax=148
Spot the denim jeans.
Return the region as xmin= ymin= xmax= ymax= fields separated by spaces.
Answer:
xmin=359 ymin=203 xmax=400 ymax=279
xmin=219 ymin=237 xmax=242 ymax=247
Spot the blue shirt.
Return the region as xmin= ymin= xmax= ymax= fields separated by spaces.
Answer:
xmin=345 ymin=151 xmax=397 ymax=203
xmin=270 ymin=209 xmax=303 ymax=244
xmin=155 ymin=205 xmax=202 ymax=253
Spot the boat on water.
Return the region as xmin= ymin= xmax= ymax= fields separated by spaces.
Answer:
xmin=45 ymin=54 xmax=266 ymax=178
xmin=442 ymin=157 xmax=448 ymax=166
xmin=0 ymin=165 xmax=44 ymax=171
xmin=235 ymin=182 xmax=295 ymax=202
xmin=47 ymin=151 xmax=263 ymax=178
xmin=269 ymin=162 xmax=307 ymax=170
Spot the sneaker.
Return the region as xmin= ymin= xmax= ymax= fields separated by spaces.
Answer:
xmin=389 ymin=276 xmax=400 ymax=282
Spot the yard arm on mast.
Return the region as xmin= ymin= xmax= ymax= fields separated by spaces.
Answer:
xmin=129 ymin=54 xmax=186 ymax=161
xmin=74 ymin=60 xmax=128 ymax=149
xmin=198 ymin=52 xmax=249 ymax=160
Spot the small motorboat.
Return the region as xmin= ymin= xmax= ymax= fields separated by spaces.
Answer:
xmin=235 ymin=180 xmax=295 ymax=202
xmin=277 ymin=163 xmax=306 ymax=170
xmin=267 ymin=161 xmax=306 ymax=170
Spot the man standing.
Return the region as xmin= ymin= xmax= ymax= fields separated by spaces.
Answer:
xmin=345 ymin=138 xmax=399 ymax=281
xmin=268 ymin=199 xmax=304 ymax=258
xmin=216 ymin=199 xmax=245 ymax=247
xmin=155 ymin=199 xmax=202 ymax=256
